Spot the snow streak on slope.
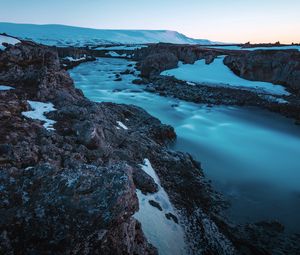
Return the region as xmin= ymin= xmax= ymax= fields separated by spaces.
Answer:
xmin=0 ymin=22 xmax=213 ymax=47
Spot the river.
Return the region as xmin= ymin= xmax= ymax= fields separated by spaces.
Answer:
xmin=69 ymin=57 xmax=300 ymax=235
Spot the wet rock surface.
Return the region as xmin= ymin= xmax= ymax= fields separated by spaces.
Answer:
xmin=1 ymin=40 xmax=300 ymax=255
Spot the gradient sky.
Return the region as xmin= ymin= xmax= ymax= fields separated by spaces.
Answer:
xmin=1 ymin=0 xmax=300 ymax=43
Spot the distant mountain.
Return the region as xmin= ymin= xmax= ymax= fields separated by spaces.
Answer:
xmin=0 ymin=22 xmax=214 ymax=47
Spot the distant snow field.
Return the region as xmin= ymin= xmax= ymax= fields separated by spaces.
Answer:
xmin=0 ymin=34 xmax=20 ymax=50
xmin=161 ymin=56 xmax=289 ymax=95
xmin=22 ymin=101 xmax=56 ymax=130
xmin=0 ymin=22 xmax=213 ymax=47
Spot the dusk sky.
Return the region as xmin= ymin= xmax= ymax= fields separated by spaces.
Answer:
xmin=1 ymin=0 xmax=300 ymax=43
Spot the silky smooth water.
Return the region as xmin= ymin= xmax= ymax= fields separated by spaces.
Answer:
xmin=70 ymin=58 xmax=300 ymax=233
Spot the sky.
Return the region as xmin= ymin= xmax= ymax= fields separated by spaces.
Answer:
xmin=1 ymin=0 xmax=299 ymax=43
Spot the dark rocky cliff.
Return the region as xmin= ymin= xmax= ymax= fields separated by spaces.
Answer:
xmin=224 ymin=50 xmax=300 ymax=93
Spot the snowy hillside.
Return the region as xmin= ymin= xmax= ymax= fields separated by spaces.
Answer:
xmin=0 ymin=22 xmax=213 ymax=47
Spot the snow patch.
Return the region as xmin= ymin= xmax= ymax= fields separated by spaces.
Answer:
xmin=134 ymin=159 xmax=187 ymax=255
xmin=95 ymin=45 xmax=148 ymax=51
xmin=105 ymin=51 xmax=127 ymax=57
xmin=161 ymin=56 xmax=289 ymax=96
xmin=117 ymin=121 xmax=128 ymax=130
xmin=141 ymin=158 xmax=160 ymax=185
xmin=0 ymin=34 xmax=20 ymax=50
xmin=22 ymin=101 xmax=56 ymax=130
xmin=63 ymin=56 xmax=86 ymax=62
xmin=0 ymin=85 xmax=14 ymax=91
xmin=262 ymin=95 xmax=289 ymax=104
xmin=186 ymin=81 xmax=196 ymax=86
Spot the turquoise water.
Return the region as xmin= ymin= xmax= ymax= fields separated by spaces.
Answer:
xmin=70 ymin=58 xmax=300 ymax=233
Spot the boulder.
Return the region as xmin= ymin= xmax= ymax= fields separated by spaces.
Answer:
xmin=140 ymin=52 xmax=178 ymax=78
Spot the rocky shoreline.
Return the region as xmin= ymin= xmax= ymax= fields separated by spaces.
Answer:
xmin=129 ymin=44 xmax=300 ymax=124
xmin=1 ymin=38 xmax=300 ymax=254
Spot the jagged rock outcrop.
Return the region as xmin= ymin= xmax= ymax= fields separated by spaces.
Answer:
xmin=134 ymin=43 xmax=237 ymax=78
xmin=140 ymin=52 xmax=178 ymax=78
xmin=0 ymin=163 xmax=147 ymax=254
xmin=0 ymin=41 xmax=159 ymax=254
xmin=224 ymin=50 xmax=300 ymax=93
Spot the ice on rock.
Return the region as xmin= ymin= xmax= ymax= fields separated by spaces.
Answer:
xmin=22 ymin=100 xmax=56 ymax=130
xmin=63 ymin=56 xmax=87 ymax=62
xmin=105 ymin=51 xmax=127 ymax=57
xmin=140 ymin=159 xmax=160 ymax=185
xmin=116 ymin=121 xmax=128 ymax=130
xmin=134 ymin=159 xmax=187 ymax=255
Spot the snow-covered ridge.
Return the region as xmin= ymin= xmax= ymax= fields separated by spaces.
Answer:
xmin=0 ymin=22 xmax=213 ymax=47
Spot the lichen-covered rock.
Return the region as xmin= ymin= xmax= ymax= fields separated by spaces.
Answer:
xmin=0 ymin=163 xmax=143 ymax=254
